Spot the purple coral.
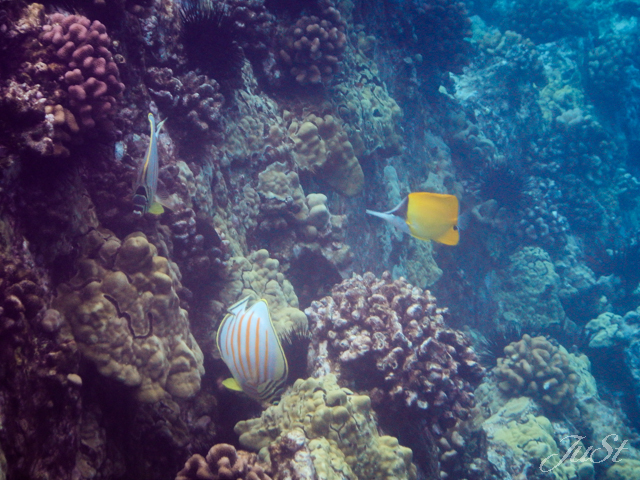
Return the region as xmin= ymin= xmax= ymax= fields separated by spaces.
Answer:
xmin=40 ymin=13 xmax=124 ymax=129
xmin=306 ymin=271 xmax=484 ymax=477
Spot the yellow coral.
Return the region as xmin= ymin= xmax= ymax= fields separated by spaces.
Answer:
xmin=219 ymin=249 xmax=307 ymax=337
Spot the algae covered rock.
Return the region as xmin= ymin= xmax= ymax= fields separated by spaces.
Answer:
xmin=53 ymin=229 xmax=204 ymax=402
xmin=234 ymin=374 xmax=417 ymax=480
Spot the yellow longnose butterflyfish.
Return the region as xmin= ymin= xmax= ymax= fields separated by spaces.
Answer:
xmin=366 ymin=192 xmax=460 ymax=245
xmin=216 ymin=296 xmax=289 ymax=404
xmin=133 ymin=113 xmax=167 ymax=215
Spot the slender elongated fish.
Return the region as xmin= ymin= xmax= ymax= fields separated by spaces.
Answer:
xmin=216 ymin=296 xmax=289 ymax=403
xmin=133 ymin=113 xmax=167 ymax=215
xmin=367 ymin=192 xmax=460 ymax=245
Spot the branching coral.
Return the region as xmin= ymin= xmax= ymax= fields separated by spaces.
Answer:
xmin=306 ymin=272 xmax=484 ymax=475
xmin=40 ymin=13 xmax=124 ymax=129
xmin=176 ymin=443 xmax=271 ymax=480
xmin=234 ymin=374 xmax=417 ymax=480
xmin=495 ymin=334 xmax=580 ymax=412
xmin=53 ymin=229 xmax=204 ymax=403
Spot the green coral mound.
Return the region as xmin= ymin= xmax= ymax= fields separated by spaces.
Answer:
xmin=234 ymin=374 xmax=417 ymax=480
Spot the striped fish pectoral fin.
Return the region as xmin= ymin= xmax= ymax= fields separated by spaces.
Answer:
xmin=155 ymin=116 xmax=167 ymax=134
xmin=222 ymin=377 xmax=243 ymax=392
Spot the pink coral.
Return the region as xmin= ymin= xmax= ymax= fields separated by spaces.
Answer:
xmin=40 ymin=13 xmax=124 ymax=129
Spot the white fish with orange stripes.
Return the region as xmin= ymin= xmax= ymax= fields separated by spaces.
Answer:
xmin=216 ymin=296 xmax=289 ymax=403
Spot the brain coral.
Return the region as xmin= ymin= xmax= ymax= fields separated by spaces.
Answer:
xmin=53 ymin=229 xmax=204 ymax=403
xmin=40 ymin=13 xmax=124 ymax=129
xmin=235 ymin=374 xmax=417 ymax=480
xmin=495 ymin=334 xmax=580 ymax=413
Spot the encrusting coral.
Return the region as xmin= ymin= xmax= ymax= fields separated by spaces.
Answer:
xmin=40 ymin=13 xmax=124 ymax=129
xmin=234 ymin=374 xmax=417 ymax=480
xmin=176 ymin=443 xmax=271 ymax=480
xmin=495 ymin=334 xmax=580 ymax=412
xmin=53 ymin=228 xmax=204 ymax=403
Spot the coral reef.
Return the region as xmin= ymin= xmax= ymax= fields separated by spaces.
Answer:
xmin=234 ymin=374 xmax=417 ymax=480
xmin=306 ymin=271 xmax=484 ymax=476
xmin=53 ymin=229 xmax=204 ymax=402
xmin=495 ymin=334 xmax=580 ymax=413
xmin=176 ymin=443 xmax=271 ymax=480
xmin=278 ymin=0 xmax=347 ymax=85
xmin=480 ymin=397 xmax=594 ymax=480
xmin=218 ymin=248 xmax=308 ymax=336
xmin=498 ymin=0 xmax=588 ymax=44
xmin=40 ymin=13 xmax=124 ymax=129
xmin=146 ymin=67 xmax=224 ymax=141
xmin=490 ymin=246 xmax=567 ymax=329
xmin=168 ymin=207 xmax=229 ymax=291
xmin=288 ymin=114 xmax=364 ymax=196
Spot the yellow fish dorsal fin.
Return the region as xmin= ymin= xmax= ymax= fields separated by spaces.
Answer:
xmin=222 ymin=377 xmax=243 ymax=392
xmin=405 ymin=192 xmax=459 ymax=245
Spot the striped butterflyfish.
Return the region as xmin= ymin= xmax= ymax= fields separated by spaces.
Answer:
xmin=133 ymin=113 xmax=167 ymax=216
xmin=216 ymin=296 xmax=289 ymax=404
xmin=366 ymin=192 xmax=460 ymax=245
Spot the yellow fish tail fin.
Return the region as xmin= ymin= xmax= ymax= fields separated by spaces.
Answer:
xmin=433 ymin=226 xmax=459 ymax=245
xmin=148 ymin=201 xmax=165 ymax=215
xmin=222 ymin=377 xmax=243 ymax=392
